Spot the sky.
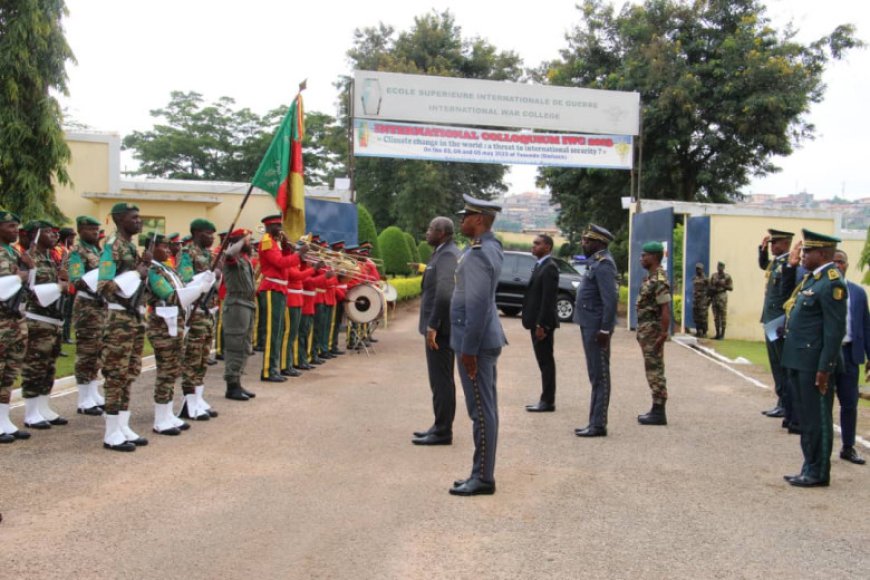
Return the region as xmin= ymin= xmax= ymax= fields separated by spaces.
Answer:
xmin=59 ymin=0 xmax=870 ymax=199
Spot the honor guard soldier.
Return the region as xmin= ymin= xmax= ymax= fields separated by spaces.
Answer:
xmin=257 ymin=214 xmax=300 ymax=382
xmin=0 ymin=210 xmax=32 ymax=443
xmin=20 ymin=220 xmax=69 ymax=430
xmin=758 ymin=229 xmax=800 ymax=424
xmin=65 ymin=215 xmax=108 ymax=415
xmin=58 ymin=227 xmax=76 ymax=344
xmin=97 ymin=203 xmax=149 ymax=451
xmin=165 ymin=233 xmax=181 ymax=268
xmin=781 ymin=230 xmax=848 ymax=487
xmin=177 ymin=218 xmax=220 ymax=420
xmin=691 ymin=263 xmax=711 ymax=338
xmin=222 ymin=229 xmax=258 ymax=400
xmin=709 ymin=261 xmax=733 ymax=339
xmin=573 ymin=224 xmax=618 ymax=437
xmin=144 ymin=233 xmax=194 ymax=435
xmin=449 ymin=194 xmax=507 ymax=497
xmin=635 ymin=241 xmax=671 ymax=426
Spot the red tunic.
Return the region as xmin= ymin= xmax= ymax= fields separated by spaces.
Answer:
xmin=257 ymin=233 xmax=299 ymax=295
xmin=286 ymin=263 xmax=314 ymax=308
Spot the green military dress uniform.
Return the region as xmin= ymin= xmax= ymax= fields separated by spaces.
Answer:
xmin=65 ymin=217 xmax=107 ymax=413
xmin=636 ymin=263 xmax=671 ymax=405
xmin=709 ymin=264 xmax=733 ymax=339
xmin=222 ymin=247 xmax=257 ymax=398
xmin=691 ymin=266 xmax=710 ymax=337
xmin=781 ymin=230 xmax=847 ymax=486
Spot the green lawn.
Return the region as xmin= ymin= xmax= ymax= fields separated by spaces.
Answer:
xmin=705 ymin=339 xmax=771 ymax=372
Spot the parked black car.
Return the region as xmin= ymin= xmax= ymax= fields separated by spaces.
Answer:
xmin=496 ymin=251 xmax=584 ymax=323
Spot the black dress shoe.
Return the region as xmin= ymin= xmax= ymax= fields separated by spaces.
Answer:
xmin=787 ymin=475 xmax=829 ymax=488
xmin=77 ymin=406 xmax=103 ymax=416
xmin=413 ymin=427 xmax=435 ymax=438
xmin=153 ymin=426 xmax=181 ymax=436
xmin=320 ymin=352 xmax=336 ymax=360
xmin=449 ymin=478 xmax=495 ymax=496
xmin=281 ymin=368 xmax=301 ymax=377
xmin=127 ymin=436 xmax=149 ymax=447
xmin=179 ymin=402 xmax=210 ymax=420
xmin=241 ymin=388 xmax=256 ymax=398
xmin=0 ymin=433 xmax=14 ymax=444
xmin=49 ymin=416 xmax=69 ymax=426
xmin=575 ymin=426 xmax=607 ymax=437
xmin=453 ymin=478 xmax=468 ymax=488
xmin=787 ymin=425 xmax=801 ymax=435
xmin=226 ymin=388 xmax=250 ymax=401
xmin=295 ymin=363 xmax=313 ymax=371
xmin=104 ymin=441 xmax=136 ymax=452
xmin=176 ymin=421 xmax=190 ymax=431
xmin=10 ymin=430 xmax=31 ymax=440
xmin=762 ymin=406 xmax=785 ymax=418
xmin=840 ymin=447 xmax=866 ymax=465
xmin=525 ymin=402 xmax=555 ymax=413
xmin=205 ymin=408 xmax=219 ymax=418
xmin=782 ymin=474 xmax=801 ymax=483
xmin=261 ymin=375 xmax=287 ymax=383
xmin=24 ymin=420 xmax=51 ymax=430
xmin=412 ymin=433 xmax=452 ymax=446
xmin=310 ymin=357 xmax=325 ymax=365
xmin=330 ymin=349 xmax=345 ymax=355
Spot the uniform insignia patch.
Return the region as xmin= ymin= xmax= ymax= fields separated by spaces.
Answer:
xmin=260 ymin=234 xmax=273 ymax=252
xmin=828 ymin=268 xmax=841 ymax=281
xmin=833 ymin=287 xmax=845 ymax=301
xmin=471 ymin=238 xmax=482 ymax=249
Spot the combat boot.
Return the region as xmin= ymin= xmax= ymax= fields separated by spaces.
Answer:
xmin=638 ymin=402 xmax=667 ymax=425
xmin=718 ymin=324 xmax=726 ymax=340
xmin=225 ymin=378 xmax=250 ymax=401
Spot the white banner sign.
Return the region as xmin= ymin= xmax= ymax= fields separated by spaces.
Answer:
xmin=353 ymin=120 xmax=633 ymax=169
xmin=353 ymin=70 xmax=640 ymax=136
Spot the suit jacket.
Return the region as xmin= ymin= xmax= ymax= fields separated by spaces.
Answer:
xmin=450 ymin=232 xmax=507 ymax=355
xmin=574 ymin=249 xmax=618 ymax=332
xmin=845 ymin=280 xmax=870 ymax=366
xmin=521 ymin=255 xmax=559 ymax=330
xmin=418 ymin=240 xmax=460 ymax=336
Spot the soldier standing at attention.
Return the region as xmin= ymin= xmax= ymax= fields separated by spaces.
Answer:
xmin=222 ymin=229 xmax=258 ymax=401
xmin=65 ymin=215 xmax=108 ymax=416
xmin=20 ymin=220 xmax=69 ymax=431
xmin=709 ymin=261 xmax=733 ymax=339
xmin=758 ymin=229 xmax=800 ymax=424
xmin=691 ymin=263 xmax=710 ymax=338
xmin=781 ymin=230 xmax=847 ymax=487
xmin=177 ymin=219 xmax=220 ymax=420
xmin=280 ymin=241 xmax=313 ymax=377
xmin=573 ymin=224 xmax=618 ymax=437
xmin=635 ymin=242 xmax=671 ymax=426
xmin=449 ymin=194 xmax=507 ymax=497
xmin=97 ymin=203 xmax=149 ymax=452
xmin=0 ymin=210 xmax=32 ymax=444
xmin=145 ymin=233 xmax=192 ymax=435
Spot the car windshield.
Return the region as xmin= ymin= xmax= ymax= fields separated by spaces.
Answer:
xmin=553 ymin=258 xmax=580 ymax=275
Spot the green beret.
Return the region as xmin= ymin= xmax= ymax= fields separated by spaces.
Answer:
xmin=23 ymin=219 xmax=56 ymax=232
xmin=0 ymin=210 xmax=21 ymax=224
xmin=76 ymin=215 xmax=101 ymax=227
xmin=190 ymin=218 xmax=216 ymax=232
xmin=717 ymin=261 xmax=725 ymax=267
xmin=642 ymin=241 xmax=664 ymax=254
xmin=139 ymin=232 xmax=167 ymax=247
xmin=59 ymin=227 xmax=75 ymax=236
xmin=111 ymin=202 xmax=139 ymax=214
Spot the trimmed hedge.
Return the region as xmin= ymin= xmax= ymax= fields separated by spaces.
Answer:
xmin=378 ymin=226 xmax=413 ymax=276
xmin=403 ymin=232 xmax=420 ymax=262
xmin=418 ymin=241 xmax=433 ymax=264
xmin=389 ymin=276 xmax=422 ymax=301
xmin=357 ymin=203 xmax=380 ymax=259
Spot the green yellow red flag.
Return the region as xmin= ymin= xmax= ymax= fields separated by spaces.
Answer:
xmin=251 ymin=93 xmax=305 ymax=240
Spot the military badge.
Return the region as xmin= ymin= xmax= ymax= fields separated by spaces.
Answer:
xmin=833 ymin=287 xmax=845 ymax=301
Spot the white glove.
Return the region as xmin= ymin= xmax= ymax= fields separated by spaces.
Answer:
xmin=226 ymin=238 xmax=245 ymax=258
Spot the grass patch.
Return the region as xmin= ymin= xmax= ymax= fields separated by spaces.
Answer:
xmin=705 ymin=338 xmax=771 ymax=372
xmin=53 ymin=338 xmax=155 ymax=380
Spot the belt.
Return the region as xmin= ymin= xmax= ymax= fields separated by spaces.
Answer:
xmin=315 ymin=289 xmax=326 ymax=294
xmin=337 ymin=285 xmax=348 ymax=290
xmin=301 ymin=290 xmax=316 ymax=297
xmin=25 ymin=312 xmax=63 ymax=326
xmin=265 ymin=277 xmax=288 ymax=286
xmin=108 ymin=303 xmax=146 ymax=315
xmin=287 ymin=289 xmax=304 ymax=294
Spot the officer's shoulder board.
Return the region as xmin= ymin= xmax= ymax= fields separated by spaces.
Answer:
xmin=260 ymin=233 xmax=274 ymax=252
xmin=470 ymin=237 xmax=482 ymax=249
xmin=828 ymin=268 xmax=841 ymax=281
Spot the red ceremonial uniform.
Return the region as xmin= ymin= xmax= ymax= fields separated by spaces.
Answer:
xmin=286 ymin=262 xmax=314 ymax=308
xmin=257 ymin=233 xmax=299 ymax=295
xmin=301 ymin=268 xmax=320 ymax=316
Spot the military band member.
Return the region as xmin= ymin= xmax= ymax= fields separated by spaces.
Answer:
xmin=328 ymin=240 xmax=347 ymax=355
xmin=691 ymin=263 xmax=711 ymax=338
xmin=65 ymin=215 xmax=107 ymax=415
xmin=97 ymin=203 xmax=149 ymax=451
xmin=145 ymin=233 xmax=192 ymax=435
xmin=450 ymin=194 xmax=507 ymax=497
xmin=0 ymin=210 xmax=32 ymax=443
xmin=709 ymin=261 xmax=733 ymax=339
xmin=782 ymin=230 xmax=847 ymax=487
xmin=758 ymin=229 xmax=799 ymax=424
xmin=20 ymin=220 xmax=69 ymax=430
xmin=178 ymin=218 xmax=220 ymax=420
xmin=300 ymin=262 xmax=326 ymax=366
xmin=222 ymin=229 xmax=258 ymax=401
xmin=280 ymin=243 xmax=313 ymax=377
xmin=635 ymin=241 xmax=671 ymax=426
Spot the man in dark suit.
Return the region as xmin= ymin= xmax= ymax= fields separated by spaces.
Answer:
xmin=574 ymin=224 xmax=618 ymax=437
xmin=523 ymin=235 xmax=560 ymax=412
xmin=413 ymin=217 xmax=460 ymax=446
xmin=832 ymin=250 xmax=867 ymax=465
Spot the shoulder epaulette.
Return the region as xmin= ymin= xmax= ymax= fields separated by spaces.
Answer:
xmin=471 ymin=238 xmax=482 ymax=249
xmin=828 ymin=268 xmax=841 ymax=281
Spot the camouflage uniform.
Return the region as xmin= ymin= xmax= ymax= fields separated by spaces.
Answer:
xmin=691 ymin=272 xmax=710 ymax=337
xmin=65 ymin=240 xmax=106 ymax=385
xmin=178 ymin=244 xmax=215 ymax=394
xmin=21 ymin=248 xmax=63 ymax=399
xmin=98 ymin=235 xmax=146 ymax=415
xmin=636 ymin=265 xmax=670 ymax=404
xmin=146 ymin=261 xmax=186 ymax=404
xmin=709 ymin=270 xmax=733 ymax=337
xmin=0 ymin=243 xmax=27 ymax=406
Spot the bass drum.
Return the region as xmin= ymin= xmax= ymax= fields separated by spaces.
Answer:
xmin=380 ymin=282 xmax=398 ymax=302
xmin=346 ymin=283 xmax=384 ymax=324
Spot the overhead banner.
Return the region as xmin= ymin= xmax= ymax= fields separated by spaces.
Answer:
xmin=354 ymin=120 xmax=634 ymax=170
xmin=353 ymin=70 xmax=640 ymax=136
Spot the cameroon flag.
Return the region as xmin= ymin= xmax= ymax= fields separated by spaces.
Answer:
xmin=251 ymin=93 xmax=305 ymax=240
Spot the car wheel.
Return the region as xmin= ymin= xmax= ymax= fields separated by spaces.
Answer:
xmin=501 ymin=306 xmax=521 ymax=317
xmin=556 ymin=295 xmax=574 ymax=323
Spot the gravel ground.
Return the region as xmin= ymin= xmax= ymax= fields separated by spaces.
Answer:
xmin=1 ymin=300 xmax=868 ymax=579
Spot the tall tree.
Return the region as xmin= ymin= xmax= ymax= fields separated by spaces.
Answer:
xmin=123 ymin=92 xmax=346 ymax=186
xmin=0 ymin=0 xmax=75 ymax=221
xmin=345 ymin=10 xmax=523 ymax=235
xmin=537 ymin=0 xmax=860 ymax=236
